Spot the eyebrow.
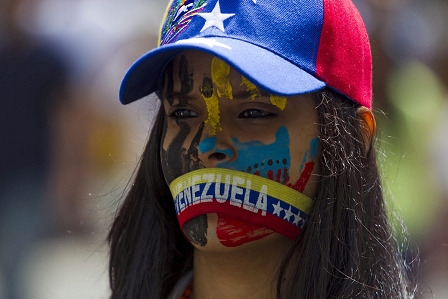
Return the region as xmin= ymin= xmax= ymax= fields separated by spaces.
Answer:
xmin=232 ymin=89 xmax=270 ymax=100
xmin=163 ymin=91 xmax=201 ymax=102
xmin=164 ymin=89 xmax=271 ymax=101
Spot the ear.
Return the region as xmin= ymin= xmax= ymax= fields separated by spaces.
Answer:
xmin=356 ymin=106 xmax=376 ymax=155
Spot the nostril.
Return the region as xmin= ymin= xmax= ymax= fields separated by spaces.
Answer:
xmin=209 ymin=152 xmax=227 ymax=161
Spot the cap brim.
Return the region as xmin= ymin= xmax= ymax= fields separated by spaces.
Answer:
xmin=119 ymin=37 xmax=326 ymax=104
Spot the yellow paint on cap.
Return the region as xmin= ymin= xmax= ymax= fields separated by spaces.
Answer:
xmin=211 ymin=57 xmax=233 ymax=99
xmin=270 ymin=95 xmax=287 ymax=111
xmin=241 ymin=76 xmax=261 ymax=100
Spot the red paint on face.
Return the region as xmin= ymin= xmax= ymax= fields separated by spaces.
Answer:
xmin=276 ymin=169 xmax=282 ymax=182
xmin=283 ymin=167 xmax=290 ymax=184
xmin=216 ymin=213 xmax=274 ymax=247
xmin=288 ymin=161 xmax=315 ymax=192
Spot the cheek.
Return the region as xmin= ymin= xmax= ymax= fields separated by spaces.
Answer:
xmin=287 ymin=136 xmax=320 ymax=194
xmin=160 ymin=118 xmax=205 ymax=184
xmin=218 ymin=126 xmax=320 ymax=194
xmin=218 ymin=126 xmax=292 ymax=184
xmin=161 ymin=118 xmax=179 ymax=151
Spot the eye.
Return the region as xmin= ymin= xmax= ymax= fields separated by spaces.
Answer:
xmin=239 ymin=109 xmax=276 ymax=118
xmin=169 ymin=109 xmax=199 ymax=118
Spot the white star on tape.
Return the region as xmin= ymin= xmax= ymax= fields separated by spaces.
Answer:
xmin=198 ymin=0 xmax=235 ymax=32
xmin=284 ymin=206 xmax=294 ymax=221
xmin=292 ymin=212 xmax=303 ymax=226
xmin=272 ymin=201 xmax=283 ymax=217
xmin=175 ymin=38 xmax=232 ymax=49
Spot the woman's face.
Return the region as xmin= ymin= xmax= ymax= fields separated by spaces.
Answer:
xmin=160 ymin=50 xmax=319 ymax=251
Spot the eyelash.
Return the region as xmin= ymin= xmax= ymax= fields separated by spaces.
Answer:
xmin=168 ymin=109 xmax=199 ymax=118
xmin=168 ymin=108 xmax=276 ymax=119
xmin=238 ymin=109 xmax=276 ymax=118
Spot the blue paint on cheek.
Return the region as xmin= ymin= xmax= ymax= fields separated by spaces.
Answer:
xmin=218 ymin=126 xmax=291 ymax=177
xmin=198 ymin=137 xmax=217 ymax=154
xmin=309 ymin=137 xmax=319 ymax=159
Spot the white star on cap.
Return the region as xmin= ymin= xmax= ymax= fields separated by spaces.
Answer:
xmin=176 ymin=38 xmax=232 ymax=49
xmin=198 ymin=0 xmax=235 ymax=32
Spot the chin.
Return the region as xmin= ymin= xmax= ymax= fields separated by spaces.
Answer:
xmin=184 ymin=213 xmax=292 ymax=252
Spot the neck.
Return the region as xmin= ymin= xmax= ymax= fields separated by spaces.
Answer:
xmin=191 ymin=236 xmax=292 ymax=299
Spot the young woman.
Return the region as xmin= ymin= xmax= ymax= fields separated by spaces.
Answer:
xmin=108 ymin=0 xmax=416 ymax=298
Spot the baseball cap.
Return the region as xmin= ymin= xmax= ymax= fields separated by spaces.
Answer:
xmin=119 ymin=0 xmax=372 ymax=109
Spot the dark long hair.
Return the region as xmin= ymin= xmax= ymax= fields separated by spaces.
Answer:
xmin=108 ymin=89 xmax=416 ymax=299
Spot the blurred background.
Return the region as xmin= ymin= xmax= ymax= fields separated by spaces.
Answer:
xmin=0 ymin=0 xmax=446 ymax=298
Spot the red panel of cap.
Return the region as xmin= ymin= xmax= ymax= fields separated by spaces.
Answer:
xmin=315 ymin=0 xmax=372 ymax=108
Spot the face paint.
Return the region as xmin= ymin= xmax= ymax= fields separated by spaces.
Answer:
xmin=216 ymin=215 xmax=274 ymax=247
xmin=269 ymin=95 xmax=287 ymax=111
xmin=200 ymin=77 xmax=221 ymax=135
xmin=179 ymin=55 xmax=194 ymax=99
xmin=199 ymin=57 xmax=233 ymax=136
xmin=200 ymin=126 xmax=292 ymax=184
xmin=163 ymin=122 xmax=208 ymax=247
xmin=240 ymin=76 xmax=287 ymax=111
xmin=183 ymin=214 xmax=208 ymax=247
xmin=241 ymin=76 xmax=261 ymax=100
xmin=169 ymin=168 xmax=313 ymax=241
xmin=287 ymin=137 xmax=319 ymax=192
xmin=241 ymin=76 xmax=287 ymax=111
xmin=165 ymin=60 xmax=175 ymax=106
xmin=162 ymin=55 xmax=205 ymax=183
xmin=211 ymin=57 xmax=233 ymax=99
xmin=161 ymin=55 xmax=209 ymax=246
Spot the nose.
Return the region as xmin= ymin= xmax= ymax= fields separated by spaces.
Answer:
xmin=197 ymin=133 xmax=235 ymax=167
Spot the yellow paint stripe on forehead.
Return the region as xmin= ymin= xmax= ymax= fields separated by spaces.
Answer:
xmin=211 ymin=57 xmax=233 ymax=99
xmin=270 ymin=95 xmax=287 ymax=111
xmin=241 ymin=76 xmax=261 ymax=100
xmin=202 ymin=92 xmax=221 ymax=136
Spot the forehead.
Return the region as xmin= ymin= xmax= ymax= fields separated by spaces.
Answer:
xmin=163 ymin=50 xmax=276 ymax=104
xmin=165 ymin=50 xmax=242 ymax=88
xmin=170 ymin=50 xmax=216 ymax=72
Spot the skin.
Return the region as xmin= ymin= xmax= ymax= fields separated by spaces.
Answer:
xmin=160 ymin=50 xmax=321 ymax=298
